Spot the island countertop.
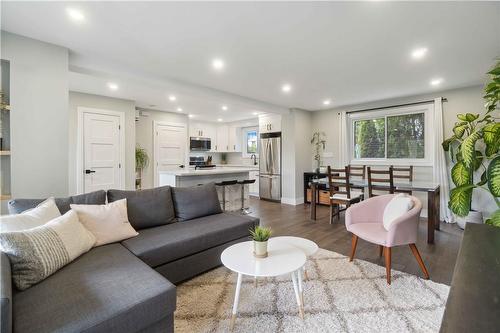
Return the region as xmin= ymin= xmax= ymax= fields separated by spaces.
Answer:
xmin=158 ymin=167 xmax=256 ymax=177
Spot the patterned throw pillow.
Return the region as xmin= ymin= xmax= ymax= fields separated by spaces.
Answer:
xmin=0 ymin=210 xmax=96 ymax=290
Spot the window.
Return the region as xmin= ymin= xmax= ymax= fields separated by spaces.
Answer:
xmin=242 ymin=126 xmax=258 ymax=158
xmin=348 ymin=104 xmax=433 ymax=165
xmin=246 ymin=130 xmax=258 ymax=154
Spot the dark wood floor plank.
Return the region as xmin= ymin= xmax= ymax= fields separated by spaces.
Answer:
xmin=249 ymin=198 xmax=462 ymax=285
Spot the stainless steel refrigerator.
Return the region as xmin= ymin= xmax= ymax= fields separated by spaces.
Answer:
xmin=259 ymin=132 xmax=281 ymax=202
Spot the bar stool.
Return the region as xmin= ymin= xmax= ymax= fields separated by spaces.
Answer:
xmin=215 ymin=180 xmax=238 ymax=211
xmin=237 ymin=179 xmax=256 ymax=215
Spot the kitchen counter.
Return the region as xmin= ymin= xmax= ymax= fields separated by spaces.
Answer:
xmin=160 ymin=167 xmax=256 ymax=177
xmin=158 ymin=167 xmax=256 ymax=212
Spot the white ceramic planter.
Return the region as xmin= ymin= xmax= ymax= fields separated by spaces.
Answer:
xmin=456 ymin=210 xmax=483 ymax=230
xmin=253 ymin=241 xmax=268 ymax=258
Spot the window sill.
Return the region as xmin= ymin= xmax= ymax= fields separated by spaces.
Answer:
xmin=350 ymin=159 xmax=434 ymax=167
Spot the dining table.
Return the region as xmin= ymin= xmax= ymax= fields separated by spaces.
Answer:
xmin=309 ymin=178 xmax=441 ymax=244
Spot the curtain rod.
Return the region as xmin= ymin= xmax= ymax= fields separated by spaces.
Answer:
xmin=347 ymin=98 xmax=448 ymax=114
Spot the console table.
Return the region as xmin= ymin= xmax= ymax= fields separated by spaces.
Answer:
xmin=440 ymin=223 xmax=500 ymax=333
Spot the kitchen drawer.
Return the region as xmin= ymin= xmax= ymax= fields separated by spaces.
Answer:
xmin=306 ymin=189 xmax=330 ymax=205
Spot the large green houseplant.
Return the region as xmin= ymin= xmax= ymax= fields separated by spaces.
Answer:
xmin=442 ymin=61 xmax=500 ymax=226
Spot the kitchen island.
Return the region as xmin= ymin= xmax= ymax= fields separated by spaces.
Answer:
xmin=158 ymin=167 xmax=257 ymax=211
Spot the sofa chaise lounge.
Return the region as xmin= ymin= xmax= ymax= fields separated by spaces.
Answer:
xmin=1 ymin=183 xmax=258 ymax=333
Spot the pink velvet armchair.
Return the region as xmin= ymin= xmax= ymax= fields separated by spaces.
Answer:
xmin=345 ymin=194 xmax=429 ymax=284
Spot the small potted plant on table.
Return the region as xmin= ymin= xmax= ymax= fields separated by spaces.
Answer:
xmin=250 ymin=226 xmax=272 ymax=258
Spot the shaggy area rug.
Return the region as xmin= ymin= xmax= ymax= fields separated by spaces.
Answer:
xmin=175 ymin=249 xmax=449 ymax=333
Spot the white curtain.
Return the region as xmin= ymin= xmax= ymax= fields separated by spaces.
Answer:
xmin=433 ymin=97 xmax=454 ymax=223
xmin=338 ymin=111 xmax=349 ymax=167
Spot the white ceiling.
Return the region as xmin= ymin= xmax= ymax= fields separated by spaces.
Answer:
xmin=2 ymin=1 xmax=500 ymax=121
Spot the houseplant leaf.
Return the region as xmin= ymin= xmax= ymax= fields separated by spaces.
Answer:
xmin=461 ymin=130 xmax=481 ymax=168
xmin=442 ymin=136 xmax=457 ymax=151
xmin=451 ymin=161 xmax=471 ymax=187
xmin=457 ymin=114 xmax=468 ymax=122
xmin=487 ymin=155 xmax=500 ymax=197
xmin=449 ymin=184 xmax=475 ymax=217
xmin=473 ymin=150 xmax=484 ymax=171
xmin=485 ymin=209 xmax=500 ymax=227
xmin=465 ymin=113 xmax=480 ymax=122
xmin=453 ymin=122 xmax=468 ymax=138
xmin=483 ymin=123 xmax=500 ymax=157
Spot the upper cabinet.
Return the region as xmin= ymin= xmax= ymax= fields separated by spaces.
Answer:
xmin=259 ymin=114 xmax=281 ymax=133
xmin=228 ymin=126 xmax=241 ymax=152
xmin=189 ymin=122 xmax=217 ymax=152
xmin=215 ymin=125 xmax=229 ymax=152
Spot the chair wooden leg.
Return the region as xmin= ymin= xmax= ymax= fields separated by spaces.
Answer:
xmin=329 ymin=204 xmax=333 ymax=224
xmin=384 ymin=247 xmax=391 ymax=285
xmin=409 ymin=244 xmax=430 ymax=279
xmin=349 ymin=235 xmax=358 ymax=262
xmin=379 ymin=245 xmax=384 ymax=257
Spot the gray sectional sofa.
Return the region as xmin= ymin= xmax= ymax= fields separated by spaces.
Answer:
xmin=1 ymin=183 xmax=258 ymax=333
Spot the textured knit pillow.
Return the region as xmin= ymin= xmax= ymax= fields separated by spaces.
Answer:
xmin=0 ymin=210 xmax=96 ymax=290
xmin=382 ymin=194 xmax=414 ymax=231
xmin=70 ymin=199 xmax=138 ymax=246
xmin=0 ymin=197 xmax=61 ymax=232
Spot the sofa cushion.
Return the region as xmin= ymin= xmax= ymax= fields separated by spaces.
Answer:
xmin=8 ymin=190 xmax=106 ymax=215
xmin=107 ymin=186 xmax=176 ymax=230
xmin=122 ymin=213 xmax=258 ymax=267
xmin=1 ymin=252 xmax=12 ymax=333
xmin=172 ymin=183 xmax=222 ymax=221
xmin=0 ymin=197 xmax=61 ymax=232
xmin=12 ymin=243 xmax=176 ymax=333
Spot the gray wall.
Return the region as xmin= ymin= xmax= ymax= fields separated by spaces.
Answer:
xmin=68 ymin=91 xmax=136 ymax=194
xmin=135 ymin=109 xmax=187 ymax=189
xmin=1 ymin=31 xmax=69 ymax=198
xmin=310 ymin=85 xmax=497 ymax=217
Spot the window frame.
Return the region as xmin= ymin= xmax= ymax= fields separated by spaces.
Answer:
xmin=347 ymin=103 xmax=434 ymax=166
xmin=241 ymin=126 xmax=259 ymax=158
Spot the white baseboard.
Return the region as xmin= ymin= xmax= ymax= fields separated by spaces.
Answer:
xmin=281 ymin=197 xmax=304 ymax=206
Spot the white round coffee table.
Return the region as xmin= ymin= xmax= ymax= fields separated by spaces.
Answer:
xmin=221 ymin=239 xmax=306 ymax=330
xmin=272 ymin=236 xmax=319 ymax=280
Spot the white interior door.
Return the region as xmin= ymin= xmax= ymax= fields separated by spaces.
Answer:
xmin=154 ymin=122 xmax=187 ymax=186
xmin=83 ymin=112 xmax=123 ymax=193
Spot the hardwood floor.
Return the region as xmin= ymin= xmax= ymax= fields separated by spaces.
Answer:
xmin=248 ymin=197 xmax=463 ymax=285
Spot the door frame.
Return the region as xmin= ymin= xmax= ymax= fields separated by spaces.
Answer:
xmin=76 ymin=107 xmax=126 ymax=194
xmin=153 ymin=121 xmax=188 ymax=187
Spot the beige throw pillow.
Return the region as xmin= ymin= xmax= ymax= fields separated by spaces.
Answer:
xmin=0 ymin=210 xmax=96 ymax=290
xmin=70 ymin=199 xmax=138 ymax=246
xmin=0 ymin=197 xmax=61 ymax=232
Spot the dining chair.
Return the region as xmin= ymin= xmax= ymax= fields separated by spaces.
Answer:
xmin=327 ymin=166 xmax=364 ymax=224
xmin=367 ymin=166 xmax=394 ymax=197
xmin=348 ymin=165 xmax=366 ymax=193
xmin=345 ymin=194 xmax=429 ymax=284
xmin=391 ymin=166 xmax=413 ymax=195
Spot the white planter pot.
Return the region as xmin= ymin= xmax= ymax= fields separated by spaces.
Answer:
xmin=456 ymin=210 xmax=483 ymax=230
xmin=253 ymin=241 xmax=268 ymax=258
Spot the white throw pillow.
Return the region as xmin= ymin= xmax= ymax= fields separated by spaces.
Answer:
xmin=0 ymin=198 xmax=61 ymax=232
xmin=382 ymin=194 xmax=415 ymax=231
xmin=70 ymin=199 xmax=138 ymax=246
xmin=0 ymin=210 xmax=96 ymax=290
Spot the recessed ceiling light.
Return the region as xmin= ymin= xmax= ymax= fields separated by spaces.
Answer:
xmin=177 ymin=107 xmax=183 ymax=112
xmin=66 ymin=8 xmax=85 ymax=22
xmin=252 ymin=112 xmax=259 ymax=116
xmin=430 ymin=78 xmax=443 ymax=86
xmin=217 ymin=118 xmax=223 ymax=122
xmin=411 ymin=47 xmax=428 ymax=60
xmin=212 ymin=58 xmax=225 ymax=70
xmin=168 ymin=95 xmax=176 ymax=101
xmin=221 ymin=105 xmax=228 ymax=111
xmin=323 ymin=99 xmax=331 ymax=106
xmin=188 ymin=114 xmax=194 ymax=118
xmin=281 ymin=84 xmax=292 ymax=93
xmin=107 ymin=82 xmax=118 ymax=91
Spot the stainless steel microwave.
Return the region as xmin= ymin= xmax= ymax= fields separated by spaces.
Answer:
xmin=190 ymin=137 xmax=211 ymax=151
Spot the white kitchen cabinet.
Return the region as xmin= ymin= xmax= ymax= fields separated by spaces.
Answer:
xmin=259 ymin=114 xmax=281 ymax=133
xmin=228 ymin=126 xmax=241 ymax=152
xmin=215 ymin=125 xmax=229 ymax=152
xmin=248 ymin=170 xmax=259 ymax=196
xmin=189 ymin=122 xmax=217 ymax=151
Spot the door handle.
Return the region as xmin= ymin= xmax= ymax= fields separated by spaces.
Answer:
xmin=85 ymin=169 xmax=96 ymax=174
